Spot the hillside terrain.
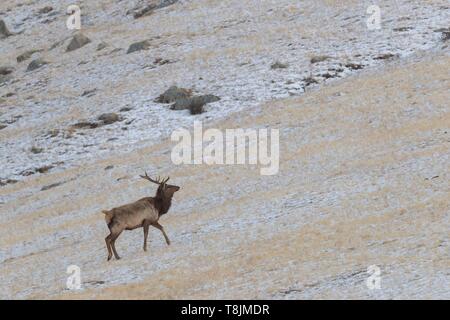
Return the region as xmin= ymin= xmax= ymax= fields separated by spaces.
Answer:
xmin=0 ymin=0 xmax=449 ymax=299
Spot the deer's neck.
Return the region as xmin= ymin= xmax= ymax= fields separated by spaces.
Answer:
xmin=154 ymin=195 xmax=172 ymax=216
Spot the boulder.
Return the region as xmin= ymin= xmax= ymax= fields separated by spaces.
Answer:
xmin=66 ymin=33 xmax=91 ymax=52
xmin=30 ymin=146 xmax=44 ymax=154
xmin=38 ymin=6 xmax=54 ymax=14
xmin=127 ymin=40 xmax=151 ymax=54
xmin=26 ymin=58 xmax=48 ymax=72
xmin=156 ymin=86 xmax=192 ymax=103
xmin=98 ymin=113 xmax=120 ymax=124
xmin=171 ymin=95 xmax=220 ymax=111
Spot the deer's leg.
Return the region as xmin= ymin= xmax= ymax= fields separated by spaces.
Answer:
xmin=105 ymin=234 xmax=113 ymax=261
xmin=143 ymin=222 xmax=150 ymax=252
xmin=152 ymin=222 xmax=171 ymax=245
xmin=110 ymin=230 xmax=122 ymax=260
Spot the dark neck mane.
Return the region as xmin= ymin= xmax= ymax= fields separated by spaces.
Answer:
xmin=153 ymin=190 xmax=172 ymax=216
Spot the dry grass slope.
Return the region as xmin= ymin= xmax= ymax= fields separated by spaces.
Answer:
xmin=1 ymin=51 xmax=447 ymax=299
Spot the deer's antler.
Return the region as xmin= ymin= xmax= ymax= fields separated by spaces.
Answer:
xmin=140 ymin=172 xmax=170 ymax=185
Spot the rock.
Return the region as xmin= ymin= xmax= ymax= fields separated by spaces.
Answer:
xmin=70 ymin=121 xmax=99 ymax=130
xmin=189 ymin=102 xmax=206 ymax=115
xmin=81 ymin=89 xmax=97 ymax=97
xmin=20 ymin=169 xmax=36 ymax=176
xmin=393 ymin=26 xmax=413 ymax=32
xmin=131 ymin=0 xmax=179 ymax=19
xmin=127 ymin=40 xmax=151 ymax=54
xmin=105 ymin=165 xmax=114 ymax=170
xmin=171 ymin=95 xmax=220 ymax=111
xmin=97 ymin=42 xmax=108 ymax=51
xmin=66 ymin=33 xmax=91 ymax=52
xmin=85 ymin=280 xmax=105 ymax=286
xmin=41 ymin=181 xmax=64 ymax=191
xmin=0 ymin=178 xmax=18 ymax=187
xmin=156 ymin=86 xmax=192 ymax=103
xmin=319 ymin=72 xmax=338 ymax=80
xmin=30 ymin=146 xmax=44 ymax=154
xmin=170 ymin=98 xmax=194 ymax=110
xmin=132 ymin=6 xmax=154 ymax=19
xmin=271 ymin=61 xmax=289 ymax=69
xmin=303 ymin=75 xmax=318 ymax=87
xmin=98 ymin=113 xmax=120 ymax=124
xmin=434 ymin=28 xmax=450 ymax=42
xmin=156 ymin=87 xmax=219 ymax=115
xmin=345 ymin=62 xmax=364 ymax=70
xmin=154 ymin=57 xmax=171 ymax=65
xmin=17 ymin=49 xmax=42 ymax=63
xmin=329 ymin=67 xmax=344 ymax=73
xmin=38 ymin=6 xmax=53 ymax=14
xmin=310 ymin=55 xmax=331 ymax=64
xmin=374 ymin=53 xmax=398 ymax=60
xmin=0 ymin=66 xmax=14 ymax=75
xmin=0 ymin=19 xmax=12 ymax=38
xmin=26 ymin=58 xmax=48 ymax=72
xmin=120 ymin=107 xmax=132 ymax=112
xmin=0 ymin=124 xmax=7 ymax=130
xmin=36 ymin=165 xmax=54 ymax=173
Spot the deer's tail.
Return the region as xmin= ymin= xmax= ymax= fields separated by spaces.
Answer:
xmin=102 ymin=210 xmax=113 ymax=225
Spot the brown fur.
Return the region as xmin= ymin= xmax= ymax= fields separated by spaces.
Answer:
xmin=103 ymin=174 xmax=180 ymax=261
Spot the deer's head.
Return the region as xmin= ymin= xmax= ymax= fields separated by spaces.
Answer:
xmin=140 ymin=172 xmax=180 ymax=199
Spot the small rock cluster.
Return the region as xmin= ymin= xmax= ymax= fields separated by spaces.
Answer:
xmin=70 ymin=113 xmax=122 ymax=130
xmin=128 ymin=0 xmax=179 ymax=19
xmin=155 ymin=86 xmax=220 ymax=115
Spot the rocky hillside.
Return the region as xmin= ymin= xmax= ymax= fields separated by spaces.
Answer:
xmin=0 ymin=0 xmax=449 ymax=299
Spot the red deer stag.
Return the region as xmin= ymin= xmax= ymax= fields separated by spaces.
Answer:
xmin=102 ymin=173 xmax=180 ymax=261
